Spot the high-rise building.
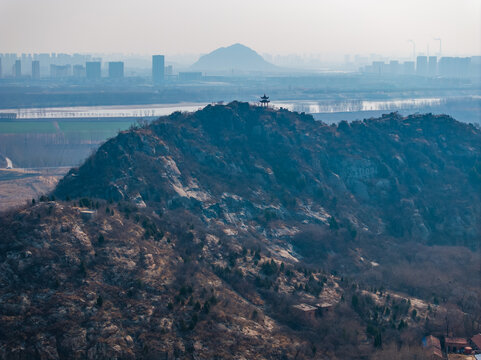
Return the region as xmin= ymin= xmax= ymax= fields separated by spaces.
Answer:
xmin=14 ymin=60 xmax=21 ymax=78
xmin=152 ymin=55 xmax=165 ymax=84
xmin=108 ymin=61 xmax=124 ymax=79
xmin=21 ymin=54 xmax=30 ymax=75
xmin=165 ymin=65 xmax=173 ymax=76
xmin=428 ymin=56 xmax=437 ymax=77
xmin=38 ymin=53 xmax=51 ymax=74
xmin=371 ymin=61 xmax=385 ymax=74
xmin=0 ymin=54 xmax=14 ymax=76
xmin=86 ymin=61 xmax=101 ymax=79
xmin=0 ymin=57 xmax=2 ymax=78
xmin=438 ymin=57 xmax=471 ymax=78
xmin=416 ymin=56 xmax=428 ymax=76
xmin=32 ymin=60 xmax=40 ymax=79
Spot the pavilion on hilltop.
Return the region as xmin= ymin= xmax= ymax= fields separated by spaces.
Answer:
xmin=260 ymin=94 xmax=270 ymax=107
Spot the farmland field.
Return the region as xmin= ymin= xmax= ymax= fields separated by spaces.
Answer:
xmin=57 ymin=121 xmax=133 ymax=133
xmin=0 ymin=167 xmax=68 ymax=212
xmin=0 ymin=121 xmax=57 ymax=134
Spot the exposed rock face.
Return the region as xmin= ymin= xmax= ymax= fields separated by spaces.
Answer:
xmin=0 ymin=202 xmax=307 ymax=359
xmin=55 ymin=102 xmax=481 ymax=247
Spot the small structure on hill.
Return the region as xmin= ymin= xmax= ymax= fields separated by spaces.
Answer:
xmin=260 ymin=94 xmax=270 ymax=108
xmin=471 ymin=334 xmax=481 ymax=351
xmin=447 ymin=354 xmax=476 ymax=360
xmin=445 ymin=337 xmax=469 ymax=353
xmin=316 ymin=302 xmax=335 ymax=315
xmin=80 ymin=210 xmax=96 ymax=221
xmin=292 ymin=303 xmax=317 ymax=322
xmin=422 ymin=335 xmax=443 ymax=360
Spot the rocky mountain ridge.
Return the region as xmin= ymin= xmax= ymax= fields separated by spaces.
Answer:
xmin=1 ymin=102 xmax=480 ymax=359
xmin=56 ymin=101 xmax=481 ymax=248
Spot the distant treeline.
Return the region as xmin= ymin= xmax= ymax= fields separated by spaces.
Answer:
xmin=0 ymin=74 xmax=479 ymax=109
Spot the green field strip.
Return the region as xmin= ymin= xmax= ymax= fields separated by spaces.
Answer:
xmin=57 ymin=121 xmax=134 ymax=133
xmin=0 ymin=122 xmax=57 ymax=134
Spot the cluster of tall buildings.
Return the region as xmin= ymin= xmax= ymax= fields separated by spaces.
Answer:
xmin=362 ymin=55 xmax=479 ymax=78
xmin=0 ymin=53 xmax=93 ymax=78
xmin=0 ymin=53 xmax=168 ymax=83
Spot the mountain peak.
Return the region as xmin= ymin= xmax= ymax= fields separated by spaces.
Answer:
xmin=191 ymin=44 xmax=276 ymax=73
xmin=54 ymin=102 xmax=480 ymax=247
xmin=227 ymin=43 xmax=249 ymax=49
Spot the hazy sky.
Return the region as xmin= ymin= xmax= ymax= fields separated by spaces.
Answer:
xmin=1 ymin=0 xmax=480 ymax=58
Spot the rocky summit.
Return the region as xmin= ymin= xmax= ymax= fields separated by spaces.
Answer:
xmin=56 ymin=101 xmax=480 ymax=247
xmin=1 ymin=102 xmax=480 ymax=359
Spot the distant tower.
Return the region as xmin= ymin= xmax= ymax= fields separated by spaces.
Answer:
xmin=14 ymin=60 xmax=21 ymax=78
xmin=32 ymin=60 xmax=40 ymax=79
xmin=108 ymin=61 xmax=124 ymax=79
xmin=152 ymin=55 xmax=165 ymax=84
xmin=416 ymin=56 xmax=428 ymax=77
xmin=260 ymin=94 xmax=270 ymax=107
xmin=86 ymin=61 xmax=101 ymax=79
xmin=428 ymin=56 xmax=437 ymax=77
xmin=434 ymin=38 xmax=442 ymax=57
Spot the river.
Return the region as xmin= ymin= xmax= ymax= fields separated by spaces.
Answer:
xmin=0 ymin=96 xmax=479 ymax=120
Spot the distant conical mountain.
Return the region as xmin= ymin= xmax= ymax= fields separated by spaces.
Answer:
xmin=191 ymin=43 xmax=276 ymax=73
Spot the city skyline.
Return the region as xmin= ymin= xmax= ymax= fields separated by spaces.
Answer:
xmin=0 ymin=0 xmax=480 ymax=59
